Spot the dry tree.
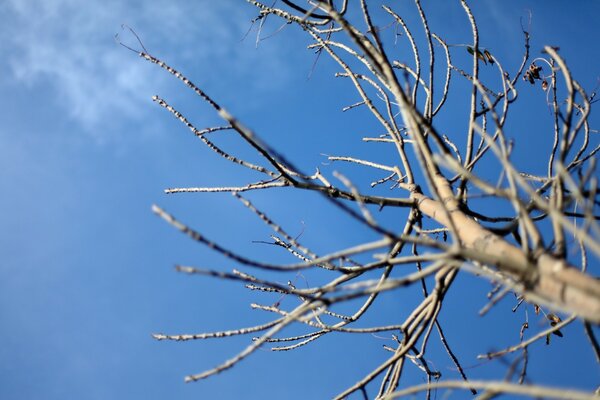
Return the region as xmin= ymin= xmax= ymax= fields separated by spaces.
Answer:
xmin=120 ymin=1 xmax=599 ymax=398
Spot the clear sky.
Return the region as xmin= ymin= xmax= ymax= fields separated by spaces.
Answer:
xmin=1 ymin=1 xmax=599 ymax=399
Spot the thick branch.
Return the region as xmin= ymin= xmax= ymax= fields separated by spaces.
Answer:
xmin=412 ymin=191 xmax=600 ymax=323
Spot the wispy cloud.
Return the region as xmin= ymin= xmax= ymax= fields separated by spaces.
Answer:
xmin=1 ymin=0 xmax=294 ymax=135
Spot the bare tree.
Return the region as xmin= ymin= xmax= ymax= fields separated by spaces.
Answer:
xmin=120 ymin=1 xmax=599 ymax=398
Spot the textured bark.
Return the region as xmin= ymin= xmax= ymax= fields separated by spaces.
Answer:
xmin=413 ymin=191 xmax=600 ymax=323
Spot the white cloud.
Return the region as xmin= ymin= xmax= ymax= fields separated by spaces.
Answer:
xmin=1 ymin=0 xmax=293 ymax=136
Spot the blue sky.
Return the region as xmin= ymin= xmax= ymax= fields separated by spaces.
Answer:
xmin=1 ymin=1 xmax=599 ymax=399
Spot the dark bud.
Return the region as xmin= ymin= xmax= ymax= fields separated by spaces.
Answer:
xmin=484 ymin=49 xmax=494 ymax=65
